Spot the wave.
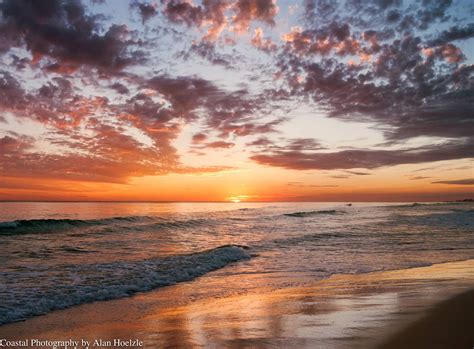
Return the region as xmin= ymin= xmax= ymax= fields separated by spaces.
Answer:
xmin=283 ymin=210 xmax=341 ymax=218
xmin=451 ymin=209 xmax=474 ymax=213
xmin=139 ymin=218 xmax=211 ymax=230
xmin=385 ymin=201 xmax=473 ymax=209
xmin=271 ymin=232 xmax=346 ymax=247
xmin=0 ymin=216 xmax=212 ymax=236
xmin=0 ymin=216 xmax=153 ymax=234
xmin=61 ymin=246 xmax=96 ymax=254
xmin=0 ymin=245 xmax=251 ymax=325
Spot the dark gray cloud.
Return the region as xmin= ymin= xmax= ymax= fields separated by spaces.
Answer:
xmin=251 ymin=140 xmax=474 ymax=170
xmin=109 ymin=82 xmax=130 ymax=94
xmin=131 ymin=1 xmax=158 ymax=23
xmin=431 ymin=179 xmax=474 ymax=185
xmin=0 ymin=70 xmax=30 ymax=110
xmin=429 ymin=23 xmax=474 ymax=45
xmin=178 ymin=41 xmax=233 ymax=67
xmin=344 ymin=170 xmax=371 ymax=176
xmin=0 ymin=0 xmax=144 ymax=72
xmin=410 ymin=176 xmax=431 ymax=180
xmin=247 ymin=137 xmax=324 ymax=151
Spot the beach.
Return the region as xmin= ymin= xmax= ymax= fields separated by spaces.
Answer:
xmin=1 ymin=259 xmax=473 ymax=348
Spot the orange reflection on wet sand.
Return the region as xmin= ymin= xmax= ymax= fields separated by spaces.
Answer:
xmin=1 ymin=260 xmax=474 ymax=348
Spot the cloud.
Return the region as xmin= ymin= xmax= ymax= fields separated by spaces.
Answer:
xmin=109 ymin=82 xmax=130 ymax=94
xmin=131 ymin=1 xmax=158 ymax=23
xmin=0 ymin=70 xmax=30 ymax=111
xmin=145 ymin=75 xmax=281 ymax=139
xmin=203 ymin=141 xmax=235 ymax=149
xmin=410 ymin=176 xmax=431 ymax=180
xmin=431 ymin=179 xmax=474 ymax=185
xmin=344 ymin=170 xmax=371 ymax=176
xmin=286 ymin=138 xmax=324 ymax=151
xmin=251 ymin=27 xmax=276 ymax=52
xmin=146 ymin=75 xmax=284 ymax=138
xmin=161 ymin=0 xmax=278 ymax=40
xmin=0 ymin=0 xmax=471 ymax=190
xmin=0 ymin=70 xmax=257 ymax=184
xmin=0 ymin=65 xmax=282 ymax=185
xmin=415 ymin=0 xmax=452 ymax=30
xmin=0 ymin=0 xmax=144 ymax=72
xmin=281 ymin=22 xmax=362 ymax=57
xmin=251 ymin=140 xmax=474 ymax=170
xmin=232 ymin=0 xmax=279 ymax=33
xmin=192 ymin=133 xmax=208 ymax=144
xmin=276 ymin=0 xmax=474 ymax=147
xmin=246 ymin=137 xmax=274 ymax=147
xmin=0 ymin=132 xmax=232 ymax=184
xmin=248 ymin=137 xmax=323 ymax=151
xmin=0 ymin=126 xmax=178 ymax=183
xmin=0 ymin=135 xmax=32 ymax=154
xmin=429 ymin=23 xmax=474 ymax=45
xmin=179 ymin=41 xmax=233 ymax=67
xmin=162 ymin=0 xmax=229 ymax=40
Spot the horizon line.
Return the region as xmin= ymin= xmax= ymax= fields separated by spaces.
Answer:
xmin=0 ymin=199 xmax=471 ymax=203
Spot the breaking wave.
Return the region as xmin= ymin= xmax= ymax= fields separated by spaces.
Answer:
xmin=0 ymin=245 xmax=251 ymax=325
xmin=283 ymin=210 xmax=342 ymax=217
xmin=0 ymin=216 xmax=212 ymax=236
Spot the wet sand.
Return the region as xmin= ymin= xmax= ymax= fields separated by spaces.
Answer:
xmin=379 ymin=288 xmax=474 ymax=349
xmin=1 ymin=259 xmax=474 ymax=348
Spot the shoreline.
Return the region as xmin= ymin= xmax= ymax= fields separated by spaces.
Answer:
xmin=378 ymin=288 xmax=474 ymax=349
xmin=1 ymin=259 xmax=474 ymax=348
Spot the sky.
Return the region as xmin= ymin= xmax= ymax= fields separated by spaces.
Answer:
xmin=0 ymin=0 xmax=473 ymax=202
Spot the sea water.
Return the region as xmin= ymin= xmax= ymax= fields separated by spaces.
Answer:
xmin=0 ymin=201 xmax=472 ymax=324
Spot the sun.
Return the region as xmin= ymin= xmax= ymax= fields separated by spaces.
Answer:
xmin=227 ymin=195 xmax=249 ymax=203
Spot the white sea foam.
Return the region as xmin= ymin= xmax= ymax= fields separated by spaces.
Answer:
xmin=0 ymin=245 xmax=250 ymax=325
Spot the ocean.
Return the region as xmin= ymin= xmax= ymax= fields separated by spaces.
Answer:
xmin=0 ymin=201 xmax=472 ymax=325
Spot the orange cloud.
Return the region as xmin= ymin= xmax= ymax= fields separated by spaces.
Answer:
xmin=251 ymin=27 xmax=276 ymax=52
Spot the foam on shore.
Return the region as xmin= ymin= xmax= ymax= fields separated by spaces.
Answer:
xmin=0 ymin=245 xmax=250 ymax=325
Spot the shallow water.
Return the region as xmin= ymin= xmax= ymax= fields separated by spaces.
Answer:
xmin=0 ymin=201 xmax=473 ymax=324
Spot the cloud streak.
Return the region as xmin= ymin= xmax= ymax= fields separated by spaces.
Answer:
xmin=251 ymin=141 xmax=474 ymax=171
xmin=431 ymin=179 xmax=474 ymax=185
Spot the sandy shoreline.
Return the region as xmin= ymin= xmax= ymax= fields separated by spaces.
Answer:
xmin=1 ymin=259 xmax=474 ymax=348
xmin=379 ymin=288 xmax=474 ymax=349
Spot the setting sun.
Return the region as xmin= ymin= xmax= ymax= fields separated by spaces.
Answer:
xmin=227 ymin=195 xmax=251 ymax=203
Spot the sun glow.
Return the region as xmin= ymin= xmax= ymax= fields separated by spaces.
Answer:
xmin=227 ymin=195 xmax=250 ymax=203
